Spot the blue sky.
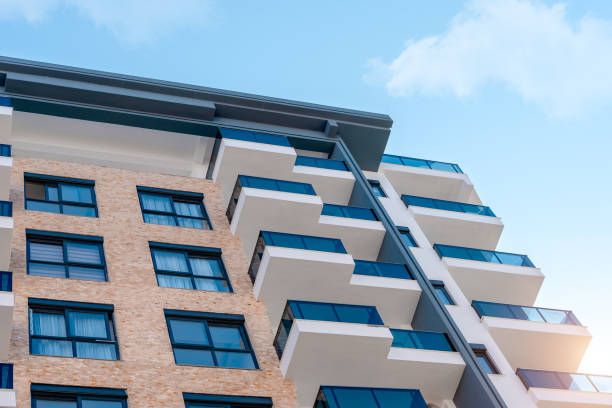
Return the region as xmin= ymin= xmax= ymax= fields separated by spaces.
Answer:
xmin=1 ymin=0 xmax=611 ymax=374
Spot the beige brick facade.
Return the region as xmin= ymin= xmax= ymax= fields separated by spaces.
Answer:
xmin=8 ymin=157 xmax=299 ymax=407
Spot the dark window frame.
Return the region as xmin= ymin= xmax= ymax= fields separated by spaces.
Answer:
xmin=431 ymin=280 xmax=455 ymax=305
xmin=26 ymin=231 xmax=107 ymax=282
xmin=471 ymin=344 xmax=499 ymax=375
xmin=28 ymin=299 xmax=119 ymax=361
xmin=25 ymin=173 xmax=98 ymax=218
xmin=367 ymin=179 xmax=386 ymax=197
xmin=397 ymin=227 xmax=418 ymax=247
xmin=165 ymin=310 xmax=258 ymax=370
xmin=31 ymin=383 xmax=127 ymax=408
xmin=137 ymin=187 xmax=212 ymax=230
xmin=149 ymin=242 xmax=232 ymax=293
xmin=183 ymin=392 xmax=272 ymax=408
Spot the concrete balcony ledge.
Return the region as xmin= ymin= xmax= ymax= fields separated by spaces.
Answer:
xmin=527 ymin=387 xmax=612 ymax=408
xmin=0 ymin=291 xmax=13 ymax=360
xmin=212 ymin=138 xmax=355 ymax=207
xmin=380 ymin=161 xmax=481 ymax=205
xmin=442 ymin=257 xmax=544 ymax=306
xmin=408 ymin=206 xmax=503 ymax=250
xmin=0 ymin=216 xmax=12 ymax=272
xmin=481 ymin=316 xmax=591 ymax=372
xmin=0 ymin=156 xmax=12 ymax=202
xmin=254 ymin=246 xmax=421 ymax=328
xmin=280 ymin=319 xmax=465 ymax=407
xmin=0 ymin=390 xmax=16 ymax=408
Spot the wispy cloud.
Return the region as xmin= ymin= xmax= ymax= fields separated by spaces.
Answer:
xmin=365 ymin=0 xmax=612 ymax=117
xmin=1 ymin=0 xmax=213 ymax=45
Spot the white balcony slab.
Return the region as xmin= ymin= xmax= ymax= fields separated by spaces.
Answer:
xmin=212 ymin=138 xmax=355 ymax=207
xmin=0 ymin=389 xmax=16 ymax=408
xmin=0 ymin=217 xmax=12 ymax=271
xmin=527 ymin=387 xmax=612 ymax=408
xmin=281 ymin=320 xmax=465 ymax=408
xmin=481 ymin=316 xmax=591 ymax=372
xmin=254 ymin=246 xmax=421 ymax=328
xmin=231 ymin=188 xmax=385 ymax=261
xmin=0 ymin=291 xmax=14 ymax=360
xmin=443 ymin=258 xmax=544 ymax=306
xmin=380 ymin=162 xmax=481 ymax=205
xmin=0 ymin=157 xmax=11 ymax=202
xmin=408 ymin=206 xmax=503 ymax=250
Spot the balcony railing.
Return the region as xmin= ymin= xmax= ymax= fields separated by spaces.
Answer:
xmin=390 ymin=329 xmax=455 ymax=352
xmin=315 ymin=386 xmax=428 ymax=408
xmin=0 ymin=145 xmax=10 ymax=157
xmin=0 ymin=201 xmax=12 ymax=217
xmin=248 ymin=231 xmax=347 ymax=283
xmin=0 ymin=363 xmax=12 ymax=389
xmin=353 ymin=260 xmax=413 ymax=280
xmin=321 ymin=204 xmax=378 ymax=221
xmin=294 ymin=156 xmax=348 ymax=171
xmin=227 ymin=175 xmax=316 ymax=222
xmin=382 ymin=154 xmax=463 ymax=173
xmin=434 ymin=244 xmax=534 ymax=267
xmin=274 ymin=300 xmax=384 ymax=358
xmin=219 ymin=128 xmax=291 ymax=147
xmin=517 ymin=368 xmax=612 ymax=393
xmin=0 ymin=271 xmax=11 ymax=292
xmin=473 ymin=301 xmax=581 ymax=326
xmin=402 ymin=195 xmax=495 ymax=217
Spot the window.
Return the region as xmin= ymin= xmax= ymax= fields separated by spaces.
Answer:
xmin=315 ymin=386 xmax=427 ymax=408
xmin=25 ymin=174 xmax=97 ymax=217
xmin=27 ymin=231 xmax=107 ymax=282
xmin=184 ymin=393 xmax=272 ymax=408
xmin=31 ymin=383 xmax=127 ymax=408
xmin=397 ymin=227 xmax=417 ymax=247
xmin=368 ymin=180 xmax=386 ymax=197
xmin=150 ymin=243 xmax=231 ymax=293
xmin=29 ymin=299 xmax=119 ymax=360
xmin=471 ymin=344 xmax=499 ymax=374
xmin=138 ymin=187 xmax=212 ymax=230
xmin=431 ymin=281 xmax=454 ymax=305
xmin=165 ymin=310 xmax=258 ymax=369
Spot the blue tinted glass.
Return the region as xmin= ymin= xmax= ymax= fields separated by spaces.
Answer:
xmin=476 ymin=354 xmax=496 ymax=375
xmin=429 ymin=161 xmax=458 ymax=172
xmin=435 ymin=245 xmax=471 ymax=259
xmin=353 ymin=261 xmax=377 ymax=276
xmin=377 ymin=263 xmax=412 ymax=279
xmin=400 ymin=157 xmax=430 ymax=168
xmin=302 ymin=236 xmax=345 ymax=253
xmin=60 ymin=184 xmax=93 ymax=204
xmin=209 ymin=326 xmax=245 ymax=349
xmin=215 ymin=351 xmax=256 ymax=369
xmin=374 ymin=389 xmax=426 ymax=408
xmin=75 ymin=342 xmax=117 ymax=360
xmin=26 ymin=200 xmax=61 ymax=213
xmin=334 ymin=305 xmax=380 ymax=324
xmin=66 ymin=242 xmax=101 ymax=265
xmin=332 ymin=388 xmax=377 ymax=408
xmin=436 ymin=200 xmax=463 ymax=212
xmin=538 ymin=309 xmax=570 ymax=324
xmin=31 ymin=339 xmax=73 ymax=357
xmin=177 ymin=217 xmax=205 ymax=229
xmin=68 ymin=312 xmax=108 ymax=338
xmin=67 ymin=266 xmax=106 ymax=282
xmin=321 ymin=204 xmax=344 ymax=217
xmin=194 ymin=278 xmax=230 ymax=292
xmin=153 ymin=249 xmax=189 ymax=272
xmin=403 ymin=196 xmax=433 ymax=208
xmin=520 ymin=369 xmax=564 ymax=389
xmin=31 ymin=312 xmax=66 ymax=337
xmin=467 ymin=249 xmax=498 ymax=263
xmin=590 ymin=375 xmax=612 ymax=392
xmin=82 ymin=400 xmax=124 ymax=408
xmin=411 ymin=331 xmax=453 ymax=351
xmin=495 ymin=252 xmax=530 ymax=266
xmin=62 ymin=205 xmax=96 ymax=217
xmin=140 ymin=193 xmax=173 ymax=212
xmin=174 ymin=348 xmax=214 ymax=366
xmin=35 ymin=400 xmax=77 ymax=408
xmin=295 ymin=302 xmax=337 ymax=321
xmin=391 ymin=330 xmax=416 ymax=348
xmin=47 ymin=186 xmax=59 ymax=202
xmin=512 ymin=306 xmax=544 ymax=322
xmin=400 ymin=230 xmax=417 ymax=247
xmin=475 ymin=302 xmax=514 ymax=318
xmin=434 ymin=286 xmax=454 ymax=305
xmin=157 ymin=274 xmax=193 ymax=289
xmin=264 ymin=232 xmax=304 ymax=248
xmin=29 ymin=242 xmax=63 ymax=262
xmin=143 ymin=213 xmax=176 ymax=226
xmin=169 ymin=319 xmax=209 ymax=345
xmin=381 ymin=154 xmax=403 ymax=165
xmin=189 ymin=257 xmax=223 ymax=277
xmin=29 ymin=262 xmax=66 ymax=278
xmin=372 ymin=185 xmax=386 ymax=197
xmin=173 ymin=201 xmax=203 ymax=217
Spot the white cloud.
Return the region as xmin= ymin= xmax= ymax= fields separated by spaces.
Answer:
xmin=0 ymin=0 xmax=213 ymax=45
xmin=366 ymin=0 xmax=612 ymax=117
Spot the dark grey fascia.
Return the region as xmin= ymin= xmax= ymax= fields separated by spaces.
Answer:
xmin=0 ymin=56 xmax=392 ymax=170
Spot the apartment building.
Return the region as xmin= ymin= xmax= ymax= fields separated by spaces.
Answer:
xmin=0 ymin=56 xmax=608 ymax=408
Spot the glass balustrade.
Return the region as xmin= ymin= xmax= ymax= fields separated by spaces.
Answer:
xmin=321 ymin=204 xmax=378 ymax=221
xmin=295 ymin=156 xmax=348 ymax=171
xmin=390 ymin=329 xmax=455 ymax=352
xmin=382 ymin=154 xmax=462 ymax=173
xmin=353 ymin=260 xmax=413 ymax=280
xmin=434 ymin=244 xmax=534 ymax=267
xmin=518 ymin=368 xmax=612 ymax=393
xmin=219 ymin=128 xmax=291 ymax=147
xmin=314 ymin=386 xmax=428 ymax=408
xmin=402 ymin=195 xmax=495 ymax=217
xmin=473 ymin=301 xmax=581 ymax=325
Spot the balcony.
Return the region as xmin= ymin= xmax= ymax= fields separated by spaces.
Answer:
xmin=0 ymin=272 xmax=13 ymax=360
xmin=0 ymin=145 xmax=11 ymax=202
xmin=275 ymin=301 xmax=465 ymax=407
xmin=228 ymin=176 xmax=385 ymax=260
xmin=434 ymin=244 xmax=544 ymax=305
xmin=517 ymin=368 xmax=612 ymax=408
xmin=380 ymin=154 xmax=481 ymax=204
xmin=249 ymin=232 xmax=421 ymax=328
xmin=315 ymin=386 xmax=428 ymax=408
xmin=211 ymin=129 xmax=354 ymax=207
xmin=0 ymin=364 xmax=15 ymax=408
xmin=401 ymin=195 xmax=503 ymax=250
xmin=0 ymin=202 xmax=12 ymax=271
xmin=473 ymin=301 xmax=591 ymax=372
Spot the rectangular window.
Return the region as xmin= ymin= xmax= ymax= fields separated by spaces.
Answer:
xmin=25 ymin=174 xmax=97 ymax=217
xmin=431 ymin=281 xmax=455 ymax=305
xmin=184 ymin=393 xmax=272 ymax=408
xmin=150 ymin=243 xmax=231 ymax=293
xmin=31 ymin=384 xmax=127 ymax=408
xmin=398 ymin=227 xmax=417 ymax=247
xmin=471 ymin=344 xmax=499 ymax=374
xmin=27 ymin=231 xmax=107 ymax=282
xmin=165 ymin=310 xmax=257 ymax=369
xmin=138 ymin=187 xmax=212 ymax=230
xmin=368 ymin=180 xmax=386 ymax=197
xmin=29 ymin=299 xmax=119 ymax=361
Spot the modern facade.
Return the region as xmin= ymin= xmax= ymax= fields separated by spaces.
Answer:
xmin=0 ymin=56 xmax=608 ymax=407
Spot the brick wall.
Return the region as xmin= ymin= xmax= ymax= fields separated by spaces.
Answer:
xmin=8 ymin=157 xmax=299 ymax=407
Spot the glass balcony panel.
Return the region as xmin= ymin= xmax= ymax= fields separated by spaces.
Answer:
xmin=0 ymin=145 xmax=10 ymax=157
xmin=467 ymin=248 xmax=499 ymax=263
xmin=289 ymin=301 xmax=383 ymax=325
xmin=0 ymin=271 xmax=12 ymax=291
xmin=332 ymin=388 xmax=378 ymax=407
xmin=302 ymin=236 xmax=345 ymax=253
xmin=295 ymin=156 xmax=347 ymax=171
xmin=591 ymin=376 xmax=612 ymax=392
xmin=390 ymin=330 xmax=417 ymax=348
xmin=321 ymin=204 xmax=344 ymax=217
xmin=381 ymin=154 xmax=404 ymax=165
xmin=429 ymin=161 xmax=459 ymax=172
xmin=403 ymin=195 xmax=435 ymax=208
xmin=436 ymin=245 xmax=471 ymax=259
xmin=401 ymin=157 xmax=430 ymax=168
xmin=295 ymin=302 xmax=338 ymax=322
xmin=390 ymin=329 xmax=453 ymax=351
xmin=436 ymin=200 xmax=463 ymax=212
xmin=495 ymin=252 xmax=529 ymax=266
xmin=476 ymin=302 xmax=515 ymax=319
xmin=539 ymin=309 xmax=572 ymax=324
xmin=560 ymin=373 xmax=597 ymax=392
xmin=353 ymin=260 xmax=413 ymax=280
xmin=520 ymin=369 xmax=565 ymax=389
xmin=513 ymin=306 xmax=545 ymax=322
xmin=402 ymin=195 xmax=495 ymax=216
xmin=334 ymin=305 xmax=379 ymax=325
